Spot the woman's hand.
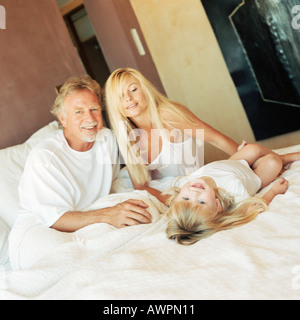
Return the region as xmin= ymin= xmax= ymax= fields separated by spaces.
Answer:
xmin=238 ymin=140 xmax=248 ymax=151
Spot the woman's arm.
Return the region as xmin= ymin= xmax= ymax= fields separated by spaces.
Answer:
xmin=160 ymin=103 xmax=239 ymax=156
xmin=128 ymin=171 xmax=170 ymax=205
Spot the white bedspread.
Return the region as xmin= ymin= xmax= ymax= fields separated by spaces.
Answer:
xmin=1 ymin=145 xmax=300 ymax=300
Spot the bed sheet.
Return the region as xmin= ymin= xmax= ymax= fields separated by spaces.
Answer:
xmin=1 ymin=144 xmax=300 ymax=300
xmin=0 ymin=219 xmax=9 ymax=266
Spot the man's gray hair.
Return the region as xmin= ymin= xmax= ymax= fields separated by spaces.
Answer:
xmin=51 ymin=75 xmax=101 ymax=122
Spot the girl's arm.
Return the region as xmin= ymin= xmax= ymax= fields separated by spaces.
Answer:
xmin=244 ymin=178 xmax=288 ymax=216
xmin=160 ymin=104 xmax=239 ymax=156
xmin=261 ymin=178 xmax=289 ymax=205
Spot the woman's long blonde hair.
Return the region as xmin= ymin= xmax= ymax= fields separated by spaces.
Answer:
xmin=104 ymin=68 xmax=197 ymax=185
xmin=166 ymin=186 xmax=267 ymax=245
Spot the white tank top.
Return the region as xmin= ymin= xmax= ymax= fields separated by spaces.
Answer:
xmin=147 ymin=134 xmax=204 ymax=179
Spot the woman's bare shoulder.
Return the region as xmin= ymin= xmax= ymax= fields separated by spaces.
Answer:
xmin=158 ymin=102 xmax=193 ymax=120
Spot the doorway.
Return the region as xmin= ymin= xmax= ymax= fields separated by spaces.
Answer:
xmin=56 ymin=0 xmax=111 ymax=88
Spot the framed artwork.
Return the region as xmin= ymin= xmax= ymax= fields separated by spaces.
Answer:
xmin=201 ymin=0 xmax=300 ymax=140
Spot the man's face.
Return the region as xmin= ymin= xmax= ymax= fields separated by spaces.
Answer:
xmin=59 ymin=89 xmax=103 ymax=151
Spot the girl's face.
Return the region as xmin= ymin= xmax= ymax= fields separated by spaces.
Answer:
xmin=175 ymin=176 xmax=222 ymax=218
xmin=120 ymin=76 xmax=148 ymax=119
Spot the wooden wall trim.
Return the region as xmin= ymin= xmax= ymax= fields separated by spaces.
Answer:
xmin=60 ymin=0 xmax=83 ymax=16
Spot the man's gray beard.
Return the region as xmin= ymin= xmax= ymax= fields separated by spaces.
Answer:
xmin=80 ymin=121 xmax=99 ymax=143
xmin=80 ymin=131 xmax=97 ymax=143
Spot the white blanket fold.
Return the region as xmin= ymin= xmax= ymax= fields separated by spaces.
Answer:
xmin=8 ymin=190 xmax=166 ymax=271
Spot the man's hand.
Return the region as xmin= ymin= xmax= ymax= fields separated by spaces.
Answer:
xmin=106 ymin=199 xmax=152 ymax=228
xmin=51 ymin=199 xmax=152 ymax=232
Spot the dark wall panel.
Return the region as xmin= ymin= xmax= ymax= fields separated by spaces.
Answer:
xmin=201 ymin=0 xmax=300 ymax=140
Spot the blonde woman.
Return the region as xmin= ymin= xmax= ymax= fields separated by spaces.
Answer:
xmin=105 ymin=68 xmax=240 ymax=203
xmin=165 ymin=143 xmax=300 ymax=245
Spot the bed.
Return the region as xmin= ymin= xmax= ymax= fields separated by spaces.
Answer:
xmin=0 ymin=121 xmax=300 ymax=300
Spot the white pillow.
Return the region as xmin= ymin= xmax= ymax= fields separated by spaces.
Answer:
xmin=0 ymin=121 xmax=59 ymax=227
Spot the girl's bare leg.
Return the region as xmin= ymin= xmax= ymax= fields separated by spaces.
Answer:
xmin=252 ymin=154 xmax=283 ymax=188
xmin=229 ymin=143 xmax=300 ymax=188
xmin=229 ymin=144 xmax=282 ymax=188
xmin=229 ymin=143 xmax=277 ymax=166
xmin=230 ymin=143 xmax=300 ymax=168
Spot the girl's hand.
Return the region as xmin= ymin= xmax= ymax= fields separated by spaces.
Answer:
xmin=271 ymin=178 xmax=289 ymax=195
xmin=262 ymin=178 xmax=289 ymax=205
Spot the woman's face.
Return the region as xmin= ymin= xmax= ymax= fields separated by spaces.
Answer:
xmin=120 ymin=76 xmax=148 ymax=119
xmin=175 ymin=176 xmax=222 ymax=218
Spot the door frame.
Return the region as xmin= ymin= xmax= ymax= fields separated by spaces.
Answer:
xmin=83 ymin=0 xmax=165 ymax=94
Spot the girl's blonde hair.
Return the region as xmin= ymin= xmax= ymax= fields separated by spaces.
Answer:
xmin=104 ymin=68 xmax=198 ymax=185
xmin=166 ymin=186 xmax=267 ymax=245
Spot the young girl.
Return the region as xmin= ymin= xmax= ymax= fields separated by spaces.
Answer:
xmin=166 ymin=143 xmax=300 ymax=245
xmin=104 ymin=68 xmax=240 ymax=203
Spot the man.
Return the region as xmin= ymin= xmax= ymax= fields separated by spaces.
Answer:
xmin=18 ymin=75 xmax=152 ymax=232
